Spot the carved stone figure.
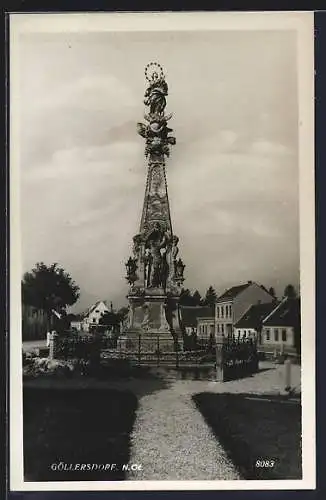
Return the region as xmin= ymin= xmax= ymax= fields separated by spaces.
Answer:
xmin=144 ymin=77 xmax=168 ymax=116
xmin=171 ymin=235 xmax=179 ymax=262
xmin=141 ymin=302 xmax=150 ymax=330
xmin=174 ymin=258 xmax=185 ymax=281
xmin=144 ymin=222 xmax=170 ymax=288
xmin=144 ymin=248 xmax=153 ymax=287
xmin=132 ymin=234 xmax=142 ymax=257
xmin=160 ymin=248 xmax=169 ymax=290
xmin=150 ymin=244 xmax=162 ymax=287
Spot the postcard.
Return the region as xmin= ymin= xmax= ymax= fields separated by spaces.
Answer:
xmin=9 ymin=11 xmax=315 ymax=491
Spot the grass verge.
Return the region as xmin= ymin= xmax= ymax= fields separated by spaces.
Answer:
xmin=193 ymin=392 xmax=302 ymax=480
xmin=23 ymin=386 xmax=137 ymax=481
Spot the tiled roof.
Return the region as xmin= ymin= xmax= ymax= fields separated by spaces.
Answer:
xmin=216 ymin=283 xmax=251 ymax=303
xmin=179 ymin=306 xmax=213 ymax=327
xmin=235 ymin=302 xmax=279 ymax=329
xmin=83 ymin=300 xmax=109 ymax=318
xmin=263 ymin=297 xmax=301 ymax=327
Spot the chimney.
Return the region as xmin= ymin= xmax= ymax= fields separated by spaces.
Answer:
xmin=110 ymin=301 xmax=113 ymax=312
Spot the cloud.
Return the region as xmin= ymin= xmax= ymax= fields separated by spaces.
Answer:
xmin=249 ymin=139 xmax=294 ymax=156
xmin=21 ymin=74 xmax=140 ymax=169
xmin=18 ymin=30 xmax=300 ymax=311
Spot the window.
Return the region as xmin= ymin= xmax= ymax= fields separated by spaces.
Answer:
xmin=228 ymin=306 xmax=232 ymax=318
xmin=95 ymin=310 xmax=99 ymax=313
xmin=93 ymin=318 xmax=96 ymax=323
xmin=266 ymin=329 xmax=270 ymax=341
xmin=221 ymin=306 xmax=224 ymax=318
xmin=221 ymin=324 xmax=224 ymax=333
xmin=216 ymin=307 xmax=219 ymax=318
xmin=274 ymin=328 xmax=279 ymax=342
xmin=282 ymin=329 xmax=287 ymax=342
xmin=243 ymin=330 xmax=247 ymax=337
xmin=217 ymin=324 xmax=220 ymax=333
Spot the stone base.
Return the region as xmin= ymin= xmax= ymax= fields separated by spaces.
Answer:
xmin=117 ymin=332 xmax=179 ymax=353
xmin=128 ymin=294 xmax=171 ymax=333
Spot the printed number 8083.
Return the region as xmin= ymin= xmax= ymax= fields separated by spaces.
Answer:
xmin=255 ymin=460 xmax=275 ymax=468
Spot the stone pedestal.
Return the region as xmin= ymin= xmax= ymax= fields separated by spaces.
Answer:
xmin=129 ymin=289 xmax=169 ymax=331
xmin=121 ymin=288 xmax=182 ymax=352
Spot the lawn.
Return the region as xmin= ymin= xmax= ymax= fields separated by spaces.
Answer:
xmin=23 ymin=386 xmax=138 ymax=481
xmin=193 ymin=392 xmax=302 ymax=480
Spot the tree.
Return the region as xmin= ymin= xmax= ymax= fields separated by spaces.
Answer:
xmin=117 ymin=306 xmax=129 ymax=323
xmin=179 ymin=288 xmax=193 ymax=306
xmin=283 ymin=284 xmax=297 ymax=299
xmin=192 ymin=290 xmax=202 ymax=306
xmin=202 ymin=286 xmax=217 ymax=311
xmin=99 ymin=310 xmax=123 ymax=328
xmin=22 ymin=262 xmax=80 ymax=322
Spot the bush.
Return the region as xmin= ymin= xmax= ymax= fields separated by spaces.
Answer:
xmin=23 ymin=357 xmax=75 ymax=378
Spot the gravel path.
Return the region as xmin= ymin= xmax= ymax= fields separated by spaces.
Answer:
xmin=128 ymin=383 xmax=240 ymax=480
xmin=127 ymin=362 xmax=301 ymax=480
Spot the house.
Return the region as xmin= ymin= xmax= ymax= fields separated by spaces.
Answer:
xmin=261 ymin=297 xmax=301 ymax=354
xmin=178 ymin=305 xmax=214 ymax=349
xmin=234 ymin=301 xmax=279 ymax=341
xmin=215 ymin=281 xmax=274 ymax=337
xmin=197 ymin=316 xmax=215 ymax=341
xmin=77 ymin=301 xmax=111 ymax=332
xmin=196 ymin=316 xmax=215 ymax=348
xmin=178 ymin=305 xmax=213 ymax=339
xmin=70 ymin=313 xmax=83 ymax=331
xmin=179 ymin=306 xmax=212 ymax=335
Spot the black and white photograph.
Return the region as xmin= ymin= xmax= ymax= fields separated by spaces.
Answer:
xmin=9 ymin=12 xmax=315 ymax=491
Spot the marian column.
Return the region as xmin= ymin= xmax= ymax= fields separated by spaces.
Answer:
xmin=122 ymin=63 xmax=186 ymax=352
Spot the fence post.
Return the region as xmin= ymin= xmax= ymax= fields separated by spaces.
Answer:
xmin=284 ymin=358 xmax=292 ymax=393
xmin=215 ymin=334 xmax=225 ymax=382
xmin=49 ymin=331 xmax=58 ymax=360
xmin=175 ymin=338 xmax=179 ymax=369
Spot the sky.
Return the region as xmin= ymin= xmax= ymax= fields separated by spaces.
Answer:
xmin=17 ymin=28 xmax=300 ymax=312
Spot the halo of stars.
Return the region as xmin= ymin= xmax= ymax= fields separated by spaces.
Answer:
xmin=145 ymin=62 xmax=164 ymax=82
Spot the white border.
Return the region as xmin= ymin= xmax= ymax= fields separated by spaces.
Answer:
xmin=9 ymin=11 xmax=315 ymax=491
